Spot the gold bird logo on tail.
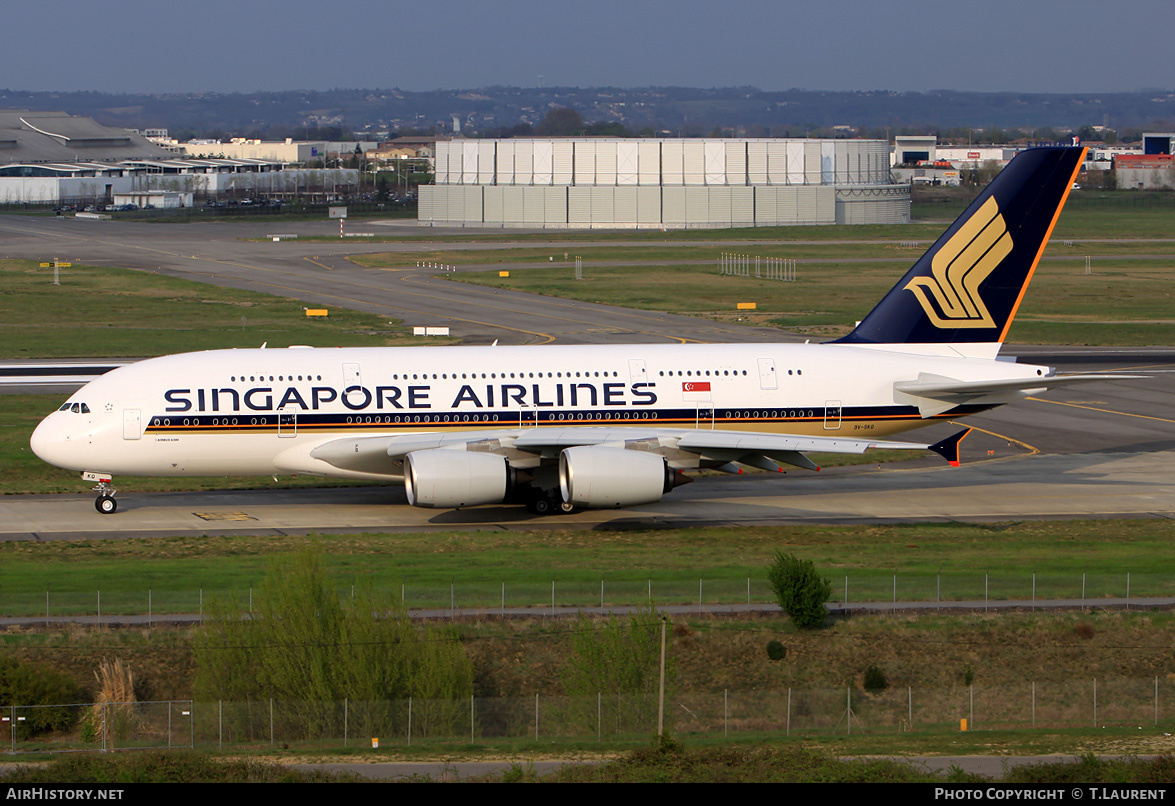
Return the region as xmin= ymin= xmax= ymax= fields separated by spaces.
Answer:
xmin=905 ymin=197 xmax=1013 ymax=329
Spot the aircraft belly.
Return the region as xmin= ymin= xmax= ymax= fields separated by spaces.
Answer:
xmin=115 ymin=433 xmax=285 ymax=476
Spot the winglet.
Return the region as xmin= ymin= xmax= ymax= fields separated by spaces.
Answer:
xmin=928 ymin=428 xmax=971 ymax=467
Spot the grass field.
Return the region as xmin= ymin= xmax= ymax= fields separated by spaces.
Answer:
xmin=8 ymin=743 xmax=1175 ymax=782
xmin=337 ymin=198 xmax=1175 ymax=345
xmin=2 ymin=521 xmax=1173 ymax=610
xmin=436 ymin=257 xmax=1175 ymax=345
xmin=0 ymin=258 xmax=431 ymax=359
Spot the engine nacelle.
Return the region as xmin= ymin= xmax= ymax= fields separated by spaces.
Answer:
xmin=559 ymin=446 xmax=673 ymax=509
xmin=404 ymin=449 xmax=513 ymax=508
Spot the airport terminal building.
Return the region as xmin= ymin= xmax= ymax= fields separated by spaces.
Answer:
xmin=420 ymin=138 xmax=908 ymax=229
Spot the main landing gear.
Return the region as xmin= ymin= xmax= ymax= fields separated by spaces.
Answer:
xmin=525 ymin=492 xmax=577 ymax=516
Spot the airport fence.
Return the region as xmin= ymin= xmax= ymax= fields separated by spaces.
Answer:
xmin=8 ymin=680 xmax=1175 ymax=754
xmin=3 ymin=700 xmax=193 ymax=754
xmin=2 ymin=570 xmax=1174 ymax=621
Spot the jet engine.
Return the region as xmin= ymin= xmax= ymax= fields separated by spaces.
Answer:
xmin=404 ymin=449 xmax=514 ymax=508
xmin=558 ymin=446 xmax=677 ymax=509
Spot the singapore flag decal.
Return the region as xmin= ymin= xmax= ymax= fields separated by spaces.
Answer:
xmin=682 ymin=380 xmax=712 ymax=401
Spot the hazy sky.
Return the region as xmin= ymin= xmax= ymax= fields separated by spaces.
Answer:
xmin=4 ymin=0 xmax=1171 ymax=95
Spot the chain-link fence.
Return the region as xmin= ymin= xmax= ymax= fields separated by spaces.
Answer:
xmin=4 ymin=701 xmax=192 ymax=754
xmin=7 ymin=681 xmax=1175 ymax=754
xmin=3 ymin=571 xmax=1172 ymax=621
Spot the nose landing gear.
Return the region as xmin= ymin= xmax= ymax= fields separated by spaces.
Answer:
xmin=84 ymin=472 xmax=118 ymax=515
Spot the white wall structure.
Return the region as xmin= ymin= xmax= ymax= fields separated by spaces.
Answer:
xmin=112 ymin=191 xmax=193 ymax=209
xmin=0 ymin=166 xmax=358 ymax=204
xmin=422 ymin=138 xmax=908 ymax=229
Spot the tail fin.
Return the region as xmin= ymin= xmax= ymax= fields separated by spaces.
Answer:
xmin=837 ymin=146 xmax=1085 ymax=350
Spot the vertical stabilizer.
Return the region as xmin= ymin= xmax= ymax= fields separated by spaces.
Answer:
xmin=836 ymin=147 xmax=1085 ymax=348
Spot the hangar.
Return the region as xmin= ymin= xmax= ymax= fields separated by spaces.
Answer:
xmin=0 ymin=110 xmax=359 ymax=205
xmin=420 ymin=138 xmax=908 ymax=229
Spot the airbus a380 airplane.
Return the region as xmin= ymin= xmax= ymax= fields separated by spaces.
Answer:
xmin=32 ymin=146 xmax=1120 ymax=515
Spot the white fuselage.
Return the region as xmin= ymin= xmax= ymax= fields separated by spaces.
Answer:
xmin=30 ymin=342 xmax=1047 ymax=480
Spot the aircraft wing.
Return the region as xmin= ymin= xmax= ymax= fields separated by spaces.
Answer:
xmin=304 ymin=425 xmax=970 ymax=477
xmin=306 ymin=429 xmax=520 ymax=476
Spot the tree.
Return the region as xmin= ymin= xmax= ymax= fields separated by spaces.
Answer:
xmin=536 ymin=107 xmax=585 ymax=136
xmin=963 ymin=159 xmax=1003 ymax=188
xmin=766 ymin=551 xmax=831 ymax=629
xmin=561 ymin=604 xmax=672 ymax=733
xmin=193 ymin=548 xmax=472 ymax=739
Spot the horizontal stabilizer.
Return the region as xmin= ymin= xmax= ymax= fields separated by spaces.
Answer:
xmin=894 ymin=372 xmax=1146 ymax=418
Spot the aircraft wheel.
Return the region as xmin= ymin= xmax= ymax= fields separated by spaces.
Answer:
xmin=558 ymin=500 xmax=576 ymax=514
xmin=96 ymin=495 xmax=117 ymax=515
xmin=528 ymin=496 xmax=554 ymax=516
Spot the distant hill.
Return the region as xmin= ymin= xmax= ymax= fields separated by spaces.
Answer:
xmin=0 ymin=86 xmax=1171 ymax=140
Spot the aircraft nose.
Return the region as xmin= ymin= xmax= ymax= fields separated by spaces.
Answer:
xmin=30 ymin=413 xmax=76 ymax=470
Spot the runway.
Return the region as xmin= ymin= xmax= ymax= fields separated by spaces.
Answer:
xmin=2 ymin=214 xmax=1173 ymax=539
xmin=0 ymin=214 xmax=791 ymax=345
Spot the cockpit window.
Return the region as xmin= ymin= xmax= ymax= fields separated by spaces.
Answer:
xmin=70 ymin=403 xmax=81 ymax=413
xmin=58 ymin=403 xmax=71 ymax=411
xmin=80 ymin=403 xmax=90 ymax=414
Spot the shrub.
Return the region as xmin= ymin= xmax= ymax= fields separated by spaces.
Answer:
xmin=193 ymin=548 xmax=473 ymax=740
xmin=863 ymin=665 xmax=889 ymax=693
xmin=766 ymin=551 xmax=832 ymax=629
xmin=561 ymin=604 xmax=672 ymax=732
xmin=766 ymin=640 xmax=787 ymax=661
xmin=0 ymin=657 xmax=81 ymax=738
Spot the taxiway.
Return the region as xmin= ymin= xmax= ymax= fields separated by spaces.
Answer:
xmin=2 ymin=215 xmax=1172 ymax=539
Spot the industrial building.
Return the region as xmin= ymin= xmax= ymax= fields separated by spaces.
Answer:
xmin=172 ymin=138 xmax=380 ymax=163
xmin=0 ymin=110 xmax=358 ymax=205
xmin=420 ymin=138 xmax=908 ymax=228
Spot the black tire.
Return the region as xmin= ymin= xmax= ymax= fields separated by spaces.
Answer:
xmin=529 ymin=496 xmax=553 ymax=516
xmin=96 ymin=495 xmax=117 ymax=515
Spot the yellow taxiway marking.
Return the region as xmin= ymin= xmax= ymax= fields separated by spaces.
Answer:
xmin=949 ymin=421 xmax=1040 ymax=456
xmin=1026 ymin=397 xmax=1175 ymax=425
xmin=192 ymin=512 xmax=257 ymax=521
xmin=303 ymin=256 xmax=334 ymax=271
